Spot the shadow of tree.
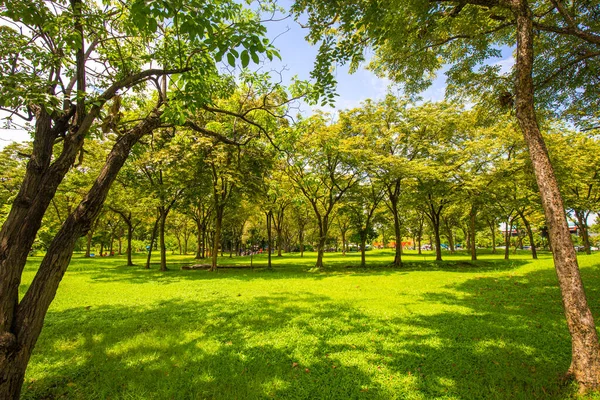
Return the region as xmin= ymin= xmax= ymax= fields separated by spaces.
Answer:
xmin=23 ymin=259 xmax=600 ymax=399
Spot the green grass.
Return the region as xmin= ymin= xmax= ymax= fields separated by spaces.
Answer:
xmin=19 ymin=249 xmax=600 ymax=399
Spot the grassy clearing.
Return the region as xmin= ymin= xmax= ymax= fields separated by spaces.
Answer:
xmin=19 ymin=249 xmax=600 ymax=399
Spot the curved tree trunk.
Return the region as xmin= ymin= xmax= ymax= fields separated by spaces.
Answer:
xmin=514 ymin=3 xmax=600 ymax=391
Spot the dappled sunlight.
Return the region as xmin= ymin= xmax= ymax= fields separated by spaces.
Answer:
xmin=19 ymin=251 xmax=600 ymax=399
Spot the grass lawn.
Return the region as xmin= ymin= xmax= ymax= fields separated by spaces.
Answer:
xmin=18 ymin=249 xmax=600 ymax=399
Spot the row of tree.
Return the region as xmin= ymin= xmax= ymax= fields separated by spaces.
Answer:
xmin=4 ymin=96 xmax=599 ymax=272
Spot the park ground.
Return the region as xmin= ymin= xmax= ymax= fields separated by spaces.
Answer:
xmin=18 ymin=250 xmax=600 ymax=399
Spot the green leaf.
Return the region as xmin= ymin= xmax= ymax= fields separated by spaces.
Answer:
xmin=241 ymin=50 xmax=250 ymax=68
xmin=227 ymin=52 xmax=236 ymax=68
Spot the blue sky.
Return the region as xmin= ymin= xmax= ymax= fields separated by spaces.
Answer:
xmin=0 ymin=4 xmax=515 ymax=148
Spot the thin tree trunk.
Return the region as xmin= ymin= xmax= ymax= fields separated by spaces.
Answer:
xmin=504 ymin=217 xmax=512 ymax=260
xmin=211 ymin=210 xmax=223 ymax=272
xmin=266 ymin=211 xmax=273 ymax=270
xmin=159 ymin=208 xmax=168 ymax=271
xmin=519 ymin=210 xmax=538 ymax=259
xmin=391 ymin=201 xmax=403 ymax=267
xmin=360 ymin=236 xmax=367 ymax=267
xmin=146 ymin=212 xmax=160 ymax=269
xmin=470 ymin=206 xmax=477 ymax=261
xmin=126 ymin=221 xmax=134 ymax=266
xmin=514 ymin=3 xmax=600 ymax=391
xmin=575 ymin=211 xmax=592 ymax=255
xmin=488 ymin=219 xmax=497 ymax=254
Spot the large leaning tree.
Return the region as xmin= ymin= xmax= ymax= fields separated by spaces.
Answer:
xmin=292 ymin=0 xmax=600 ymax=392
xmin=0 ymin=0 xmax=281 ymax=397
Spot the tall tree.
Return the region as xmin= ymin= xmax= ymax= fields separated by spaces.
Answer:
xmin=283 ymin=115 xmax=361 ymax=268
xmin=292 ymin=0 xmax=600 ymax=389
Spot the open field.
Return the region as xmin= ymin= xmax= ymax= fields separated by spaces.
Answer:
xmin=19 ymin=250 xmax=600 ymax=399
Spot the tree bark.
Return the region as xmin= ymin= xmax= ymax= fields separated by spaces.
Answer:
xmin=514 ymin=1 xmax=600 ymax=391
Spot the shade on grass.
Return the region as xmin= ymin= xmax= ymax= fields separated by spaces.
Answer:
xmin=19 ymin=250 xmax=600 ymax=399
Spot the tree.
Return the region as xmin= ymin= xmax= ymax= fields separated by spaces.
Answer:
xmin=346 ymin=181 xmax=385 ymax=267
xmin=292 ymin=0 xmax=600 ymax=389
xmin=283 ymin=115 xmax=361 ymax=269
xmin=340 ymin=96 xmax=417 ymax=267
xmin=551 ymin=129 xmax=600 ymax=255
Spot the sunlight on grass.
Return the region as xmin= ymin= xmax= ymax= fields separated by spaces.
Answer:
xmin=19 ymin=249 xmax=600 ymax=399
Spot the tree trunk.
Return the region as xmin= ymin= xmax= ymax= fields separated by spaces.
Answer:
xmin=360 ymin=235 xmax=367 ymax=267
xmin=488 ymin=219 xmax=497 ymax=254
xmin=514 ymin=3 xmax=600 ymax=391
xmin=433 ymin=223 xmax=442 ymax=261
xmin=277 ymin=228 xmax=283 ymax=257
xmin=315 ymin=235 xmax=326 ymax=269
xmin=0 ymin=108 xmax=161 ymax=399
xmin=211 ymin=209 xmax=223 ymax=272
xmin=470 ymin=206 xmax=477 ymax=261
xmin=575 ymin=211 xmax=592 ymax=255
xmin=146 ymin=212 xmax=160 ymax=269
xmin=126 ymin=221 xmax=134 ymax=266
xmin=444 ymin=218 xmax=455 ymax=254
xmin=504 ymin=217 xmax=511 ymax=260
xmin=519 ymin=210 xmax=538 ymax=259
xmin=266 ymin=211 xmax=273 ymax=270
xmin=391 ymin=201 xmax=403 ymax=267
xmin=159 ymin=207 xmax=168 ymax=271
